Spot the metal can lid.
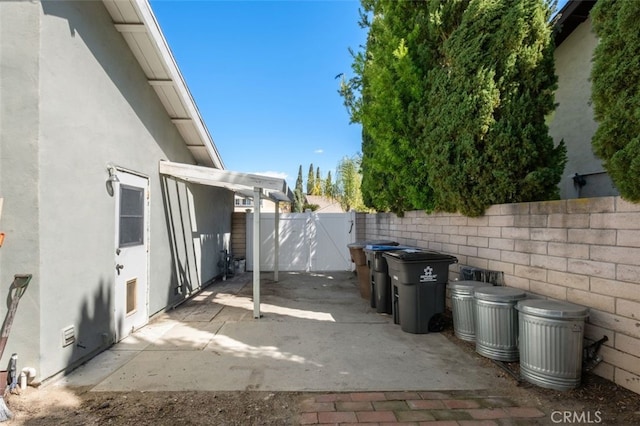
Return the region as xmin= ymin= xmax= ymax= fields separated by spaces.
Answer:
xmin=474 ymin=286 xmax=527 ymax=301
xmin=516 ymin=299 xmax=589 ymax=319
xmin=448 ymin=280 xmax=490 ymax=293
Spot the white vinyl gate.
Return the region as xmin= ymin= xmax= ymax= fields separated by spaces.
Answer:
xmin=246 ymin=212 xmax=356 ymax=272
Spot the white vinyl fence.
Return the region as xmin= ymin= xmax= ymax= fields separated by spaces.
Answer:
xmin=246 ymin=212 xmax=356 ymax=271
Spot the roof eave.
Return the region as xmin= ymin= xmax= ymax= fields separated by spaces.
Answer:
xmin=554 ymin=0 xmax=597 ymax=46
xmin=103 ymin=0 xmax=224 ymax=170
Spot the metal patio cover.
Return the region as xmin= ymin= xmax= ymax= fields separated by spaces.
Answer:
xmin=159 ymin=161 xmax=294 ymax=319
xmin=103 ymin=0 xmax=293 ymax=319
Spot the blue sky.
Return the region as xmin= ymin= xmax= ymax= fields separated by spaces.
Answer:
xmin=149 ymin=0 xmax=367 ymax=189
xmin=150 ymin=0 xmax=569 ymax=190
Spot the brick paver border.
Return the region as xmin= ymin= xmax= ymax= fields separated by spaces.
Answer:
xmin=298 ymin=390 xmax=546 ymax=425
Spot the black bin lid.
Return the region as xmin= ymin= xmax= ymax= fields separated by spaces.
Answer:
xmin=383 ymin=249 xmax=458 ymax=264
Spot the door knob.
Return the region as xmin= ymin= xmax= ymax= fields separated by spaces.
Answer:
xmin=116 ymin=264 xmax=124 ymax=274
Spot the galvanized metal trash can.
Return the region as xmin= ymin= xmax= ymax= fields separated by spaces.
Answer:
xmin=516 ymin=299 xmax=589 ymax=391
xmin=448 ymin=281 xmax=489 ymax=342
xmin=474 ymin=286 xmax=526 ymax=361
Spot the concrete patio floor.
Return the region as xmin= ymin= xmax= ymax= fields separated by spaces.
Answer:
xmin=59 ymin=271 xmax=504 ymax=393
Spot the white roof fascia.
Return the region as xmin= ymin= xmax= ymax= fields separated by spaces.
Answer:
xmin=106 ymin=0 xmax=225 ymax=169
xmin=159 ymin=161 xmax=294 ymax=203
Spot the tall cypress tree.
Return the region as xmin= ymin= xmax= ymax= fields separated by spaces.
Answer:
xmin=591 ymin=0 xmax=640 ymax=201
xmin=313 ymin=167 xmax=322 ymax=195
xmin=343 ymin=1 xmax=466 ymax=214
xmin=343 ymin=0 xmax=564 ymax=216
xmin=294 ymin=165 xmax=304 ymax=212
xmin=348 ymin=0 xmax=442 ymax=214
xmin=423 ymin=0 xmax=566 ymax=216
xmin=324 ymin=171 xmax=333 ymax=198
xmin=306 ymin=164 xmax=315 ymax=195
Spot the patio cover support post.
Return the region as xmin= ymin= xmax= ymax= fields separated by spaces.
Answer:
xmin=274 ymin=201 xmax=279 ymax=282
xmin=253 ymin=187 xmax=261 ymax=319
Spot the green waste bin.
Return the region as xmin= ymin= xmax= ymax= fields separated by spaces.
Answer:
xmin=383 ymin=249 xmax=458 ymax=334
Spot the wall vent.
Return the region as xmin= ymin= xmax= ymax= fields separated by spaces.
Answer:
xmin=62 ymin=325 xmax=76 ymax=347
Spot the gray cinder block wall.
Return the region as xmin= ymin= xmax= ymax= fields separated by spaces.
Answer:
xmin=358 ymin=196 xmax=640 ymax=395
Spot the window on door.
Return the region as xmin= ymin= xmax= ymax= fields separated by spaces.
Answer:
xmin=119 ymin=185 xmax=145 ymax=247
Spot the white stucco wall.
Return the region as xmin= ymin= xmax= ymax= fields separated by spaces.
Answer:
xmin=0 ymin=0 xmax=42 ymax=381
xmin=1 ymin=0 xmax=233 ymax=381
xmin=549 ymin=17 xmax=619 ymax=199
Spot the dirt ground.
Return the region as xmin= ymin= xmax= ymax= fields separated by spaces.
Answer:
xmin=3 ymin=388 xmax=300 ymax=425
xmin=440 ymin=323 xmax=640 ymax=426
xmin=2 ymin=315 xmax=639 ymax=425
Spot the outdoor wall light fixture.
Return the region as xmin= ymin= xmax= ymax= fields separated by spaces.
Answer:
xmin=106 ymin=164 xmax=120 ymax=196
xmin=573 ymin=173 xmax=587 ymax=188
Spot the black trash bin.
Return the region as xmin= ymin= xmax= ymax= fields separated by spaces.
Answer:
xmin=363 ymin=245 xmax=410 ymax=313
xmin=383 ymin=249 xmax=458 ymax=334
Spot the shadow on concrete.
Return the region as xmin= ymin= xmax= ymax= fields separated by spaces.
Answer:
xmin=52 ymin=271 xmax=499 ymax=394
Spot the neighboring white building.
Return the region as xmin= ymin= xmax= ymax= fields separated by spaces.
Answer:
xmin=234 ymin=194 xmax=343 ymax=214
xmin=234 ymin=195 xmax=285 ymax=213
xmin=550 ymin=0 xmax=619 ymax=199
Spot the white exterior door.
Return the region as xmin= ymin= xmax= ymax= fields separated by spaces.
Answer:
xmin=114 ymin=171 xmax=149 ymax=341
